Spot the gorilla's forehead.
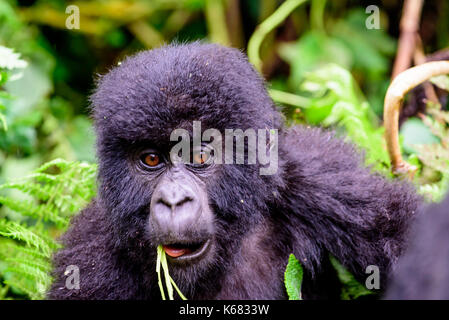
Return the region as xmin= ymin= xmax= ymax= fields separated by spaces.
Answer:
xmin=90 ymin=43 xmax=281 ymax=143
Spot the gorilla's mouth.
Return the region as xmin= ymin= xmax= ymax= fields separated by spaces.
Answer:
xmin=162 ymin=239 xmax=211 ymax=262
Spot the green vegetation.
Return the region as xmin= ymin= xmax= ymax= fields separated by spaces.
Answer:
xmin=284 ymin=254 xmax=303 ymax=300
xmin=329 ymin=256 xmax=375 ymax=300
xmin=0 ymin=159 xmax=96 ymax=299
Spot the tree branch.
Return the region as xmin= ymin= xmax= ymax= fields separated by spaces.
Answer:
xmin=384 ymin=61 xmax=449 ymax=176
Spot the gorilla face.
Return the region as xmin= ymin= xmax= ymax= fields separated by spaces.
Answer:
xmin=142 ymin=144 xmax=215 ymax=264
xmin=91 ymin=43 xmax=284 ymax=285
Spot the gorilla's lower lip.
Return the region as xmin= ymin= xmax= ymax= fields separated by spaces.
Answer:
xmin=163 ymin=239 xmax=211 ymax=262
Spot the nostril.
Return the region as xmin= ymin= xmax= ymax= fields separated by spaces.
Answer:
xmin=157 ymin=198 xmax=172 ymax=208
xmin=176 ymin=196 xmax=193 ymax=207
xmin=157 ymin=196 xmax=193 ymax=209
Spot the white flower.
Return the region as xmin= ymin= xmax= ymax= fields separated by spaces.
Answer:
xmin=0 ymin=45 xmax=28 ymax=70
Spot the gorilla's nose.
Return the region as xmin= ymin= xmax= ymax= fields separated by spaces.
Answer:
xmin=157 ymin=184 xmax=194 ymax=210
xmin=149 ymin=178 xmax=202 ymax=233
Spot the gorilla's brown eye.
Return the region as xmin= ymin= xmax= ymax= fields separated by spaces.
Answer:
xmin=143 ymin=153 xmax=160 ymax=167
xmin=192 ymin=150 xmax=209 ymax=165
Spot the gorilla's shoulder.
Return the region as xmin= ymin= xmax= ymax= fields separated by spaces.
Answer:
xmin=58 ymin=199 xmax=109 ymax=247
xmin=281 ymin=124 xmax=420 ymax=226
xmin=283 ymin=125 xmax=419 ymax=200
xmin=282 ymin=126 xmax=366 ymax=173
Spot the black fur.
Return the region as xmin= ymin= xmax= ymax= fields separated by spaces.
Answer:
xmin=385 ymin=194 xmax=449 ymax=299
xmin=48 ymin=43 xmax=420 ymax=300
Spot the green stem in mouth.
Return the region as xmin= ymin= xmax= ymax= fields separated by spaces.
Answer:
xmin=170 ymin=275 xmax=187 ymax=300
xmin=161 ymin=248 xmax=174 ymax=300
xmin=156 ymin=245 xmax=166 ymax=300
xmin=156 ymin=245 xmax=188 ymax=300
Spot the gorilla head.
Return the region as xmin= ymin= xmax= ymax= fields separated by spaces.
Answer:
xmin=49 ymin=42 xmax=420 ymax=300
xmin=89 ymin=43 xmax=285 ymax=294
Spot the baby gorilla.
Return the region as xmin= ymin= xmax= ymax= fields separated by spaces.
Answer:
xmin=48 ymin=43 xmax=420 ymax=300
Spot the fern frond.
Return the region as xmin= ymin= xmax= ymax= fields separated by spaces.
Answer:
xmin=0 ymin=220 xmax=58 ymax=256
xmin=0 ymin=285 xmax=9 ymax=300
xmin=0 ymin=182 xmax=53 ymax=202
xmin=4 ymin=276 xmax=46 ymax=300
xmin=0 ymin=197 xmax=67 ymax=227
xmin=0 ymin=159 xmax=97 ymax=299
xmin=6 ymin=256 xmax=52 ymax=274
xmin=8 ymin=243 xmax=50 ymax=261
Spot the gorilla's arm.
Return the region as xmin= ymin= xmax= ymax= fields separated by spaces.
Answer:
xmin=279 ymin=126 xmax=420 ymax=290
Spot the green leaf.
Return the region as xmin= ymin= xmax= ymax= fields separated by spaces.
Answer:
xmin=0 ymin=220 xmax=57 ymax=257
xmin=284 ymin=253 xmax=303 ymax=300
xmin=298 ymin=63 xmax=390 ymax=173
xmin=329 ymin=256 xmax=375 ymax=300
xmin=0 ymin=113 xmax=6 ymax=131
xmin=278 ymin=31 xmax=353 ymax=90
xmin=331 ymin=9 xmax=395 ymax=78
xmin=0 ymin=159 xmax=97 ymax=299
xmin=400 ymin=117 xmax=440 ymax=154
